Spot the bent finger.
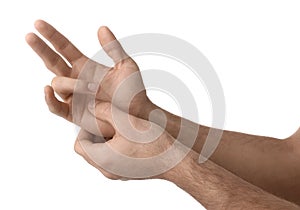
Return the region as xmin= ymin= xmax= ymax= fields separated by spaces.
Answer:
xmin=44 ymin=85 xmax=71 ymax=121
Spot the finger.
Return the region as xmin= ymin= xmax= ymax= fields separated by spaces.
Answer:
xmin=51 ymin=76 xmax=101 ymax=101
xmin=75 ymin=130 xmax=120 ymax=180
xmin=34 ymin=20 xmax=85 ymax=65
xmin=77 ymin=128 xmax=106 ymax=143
xmin=26 ymin=33 xmax=71 ymax=76
xmin=90 ymin=102 xmax=149 ymax=131
xmin=89 ymin=102 xmax=115 ymax=126
xmin=98 ymin=26 xmax=129 ymax=64
xmin=69 ymin=94 xmax=115 ymax=137
xmin=44 ymin=85 xmax=71 ymax=121
xmin=90 ymin=102 xmax=162 ymax=144
xmin=76 ymin=103 xmax=115 ymax=138
xmin=88 ymin=101 xmax=134 ymax=134
xmin=51 ymin=76 xmax=74 ymax=101
xmin=45 ymin=83 xmax=114 ymax=137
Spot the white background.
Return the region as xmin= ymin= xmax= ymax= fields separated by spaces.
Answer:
xmin=1 ymin=1 xmax=300 ymax=209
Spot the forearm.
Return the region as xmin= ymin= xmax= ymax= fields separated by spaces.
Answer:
xmin=164 ymin=150 xmax=299 ymax=209
xmin=141 ymin=101 xmax=300 ymax=203
xmin=141 ymin=101 xmax=287 ymax=159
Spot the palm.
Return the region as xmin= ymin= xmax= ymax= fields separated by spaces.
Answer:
xmin=98 ymin=59 xmax=147 ymax=115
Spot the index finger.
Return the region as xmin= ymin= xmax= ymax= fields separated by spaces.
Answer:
xmin=34 ymin=20 xmax=84 ymax=65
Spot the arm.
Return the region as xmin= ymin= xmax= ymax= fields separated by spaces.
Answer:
xmin=65 ymin=101 xmax=299 ymax=209
xmin=164 ymin=149 xmax=299 ymax=210
xmin=140 ymin=102 xmax=300 ymax=205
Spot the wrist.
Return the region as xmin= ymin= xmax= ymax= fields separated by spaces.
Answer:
xmin=128 ymin=92 xmax=152 ymax=118
xmin=135 ymin=98 xmax=157 ymax=120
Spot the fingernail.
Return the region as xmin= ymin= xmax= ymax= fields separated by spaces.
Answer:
xmin=88 ymin=83 xmax=98 ymax=92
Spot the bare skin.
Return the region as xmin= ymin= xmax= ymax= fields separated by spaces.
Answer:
xmin=72 ymin=102 xmax=298 ymax=209
xmin=143 ymin=102 xmax=300 ymax=205
xmin=26 ymin=20 xmax=300 ymax=206
xmin=167 ymin=150 xmax=299 ymax=209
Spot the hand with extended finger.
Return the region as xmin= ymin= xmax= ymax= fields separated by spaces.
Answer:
xmin=26 ymin=20 xmax=151 ymax=123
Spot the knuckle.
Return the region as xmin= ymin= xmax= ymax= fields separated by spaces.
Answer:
xmin=48 ymin=106 xmax=56 ymax=114
xmin=47 ymin=55 xmax=60 ymax=69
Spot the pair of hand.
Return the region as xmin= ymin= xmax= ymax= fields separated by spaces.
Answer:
xmin=26 ymin=20 xmax=185 ymax=180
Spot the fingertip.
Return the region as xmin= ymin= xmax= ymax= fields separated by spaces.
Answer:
xmin=51 ymin=76 xmax=74 ymax=95
xmin=44 ymin=85 xmax=52 ymax=95
xmin=44 ymin=86 xmax=61 ymax=115
xmin=25 ymin=33 xmax=36 ymax=44
xmin=51 ymin=76 xmax=59 ymax=88
xmin=44 ymin=86 xmax=53 ymax=103
xmin=44 ymin=84 xmax=52 ymax=90
xmin=98 ymin=25 xmax=116 ymax=42
xmin=98 ymin=25 xmax=110 ymax=35
xmin=34 ymin=19 xmax=46 ymax=30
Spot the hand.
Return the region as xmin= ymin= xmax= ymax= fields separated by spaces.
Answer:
xmin=26 ymin=20 xmax=151 ymax=122
xmin=26 ymin=20 xmax=189 ymax=180
xmin=73 ymin=102 xmax=186 ymax=180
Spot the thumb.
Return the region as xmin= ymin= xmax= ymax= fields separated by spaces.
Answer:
xmin=97 ymin=26 xmax=128 ymax=64
xmin=75 ymin=129 xmax=121 ymax=180
xmin=89 ymin=102 xmax=165 ymax=144
xmin=88 ymin=101 xmax=116 ymax=128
